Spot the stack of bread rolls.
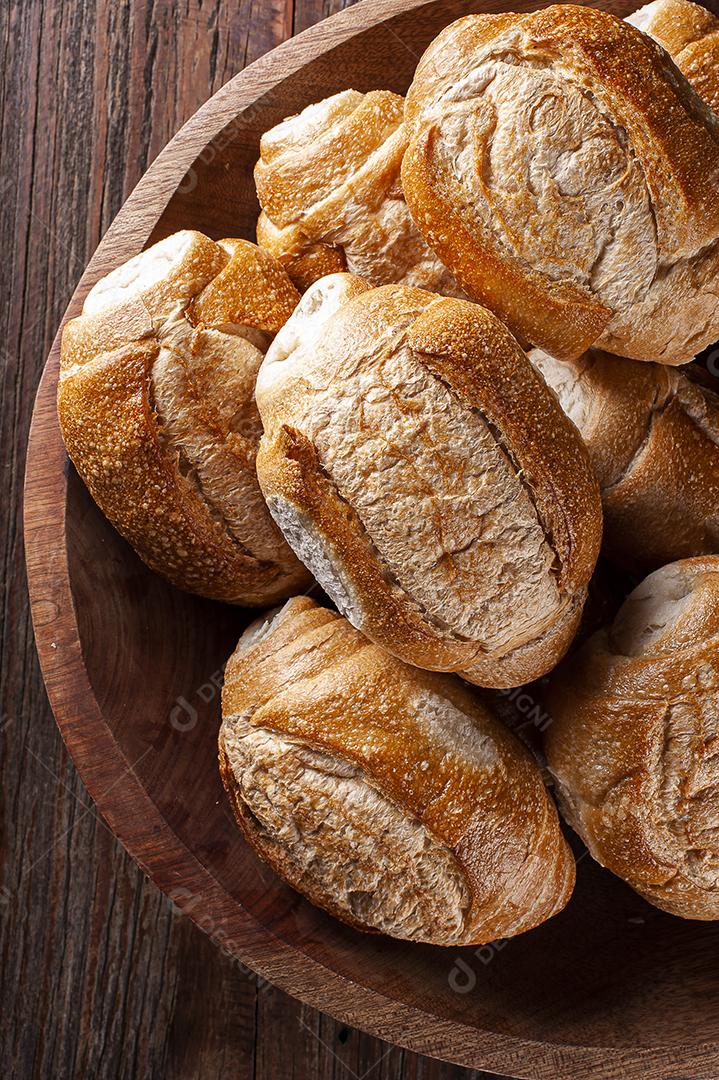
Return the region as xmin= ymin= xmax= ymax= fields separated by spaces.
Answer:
xmin=59 ymin=1 xmax=719 ymax=943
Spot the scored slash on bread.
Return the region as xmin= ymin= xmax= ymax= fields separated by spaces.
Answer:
xmin=219 ymin=596 xmax=575 ymax=945
xmin=58 ymin=230 xmax=312 ymax=604
xmin=254 ymin=273 xmax=602 ymax=688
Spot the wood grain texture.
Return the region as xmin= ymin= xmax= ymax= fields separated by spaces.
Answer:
xmin=1 ymin=2 xmax=495 ymax=1077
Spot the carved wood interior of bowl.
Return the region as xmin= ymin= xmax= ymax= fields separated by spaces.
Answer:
xmin=24 ymin=1 xmax=719 ymax=1077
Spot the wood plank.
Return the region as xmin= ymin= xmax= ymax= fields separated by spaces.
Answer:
xmin=0 ymin=1 xmax=493 ymax=1076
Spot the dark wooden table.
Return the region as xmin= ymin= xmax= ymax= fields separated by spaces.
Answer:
xmin=1 ymin=2 xmax=503 ymax=1077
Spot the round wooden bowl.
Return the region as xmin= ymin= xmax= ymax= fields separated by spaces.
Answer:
xmin=24 ymin=0 xmax=719 ymax=1076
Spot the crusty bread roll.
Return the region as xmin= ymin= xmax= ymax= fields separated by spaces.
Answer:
xmin=531 ymin=348 xmax=719 ymax=571
xmin=254 ymin=89 xmax=462 ymax=295
xmin=219 ymin=596 xmax=575 ymax=944
xmin=628 ymin=0 xmax=719 ymax=113
xmin=58 ymin=230 xmax=312 ymax=604
xmin=253 ymin=273 xmax=602 ymax=688
xmin=402 ymin=4 xmax=719 ymax=364
xmin=545 ymin=557 xmax=719 ymax=920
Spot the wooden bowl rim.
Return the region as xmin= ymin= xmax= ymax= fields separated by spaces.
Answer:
xmin=23 ymin=0 xmax=719 ymax=1075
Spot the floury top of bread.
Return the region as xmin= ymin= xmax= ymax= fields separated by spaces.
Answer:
xmin=255 ymin=273 xmax=602 ymax=688
xmin=59 ymin=231 xmax=311 ymax=604
xmin=401 ymin=4 xmax=719 ymax=364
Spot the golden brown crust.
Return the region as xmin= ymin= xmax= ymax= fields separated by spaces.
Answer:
xmin=220 ymin=597 xmax=575 ymax=945
xmin=531 ymin=348 xmax=719 ymax=570
xmin=254 ymin=90 xmax=463 ymax=296
xmin=256 ymin=90 xmax=406 ymax=225
xmin=255 ymin=278 xmax=602 ymax=687
xmin=58 ymin=231 xmax=311 ymax=604
xmin=403 ymin=4 xmax=719 ymax=363
xmin=78 ymin=230 xmax=225 ymax=326
xmin=459 ymin=595 xmax=586 ymax=689
xmin=187 ymin=238 xmax=300 ymax=332
xmin=256 ymin=211 xmax=347 ymax=290
xmin=628 ymin=0 xmax=719 ymax=113
xmin=545 ymin=557 xmax=719 ymax=920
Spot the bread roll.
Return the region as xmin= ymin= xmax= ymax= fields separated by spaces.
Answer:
xmin=254 ymin=273 xmax=602 ymax=688
xmin=628 ymin=0 xmax=719 ymax=113
xmin=254 ymin=89 xmax=462 ymax=295
xmin=402 ymin=4 xmax=719 ymax=364
xmin=219 ymin=596 xmax=575 ymax=945
xmin=545 ymin=557 xmax=719 ymax=920
xmin=58 ymin=230 xmax=312 ymax=604
xmin=531 ymin=348 xmax=719 ymax=570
